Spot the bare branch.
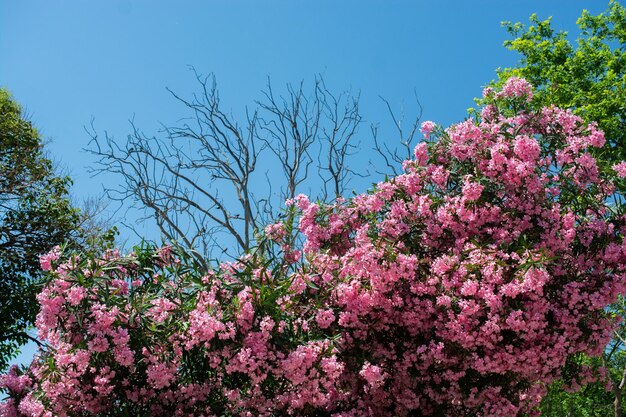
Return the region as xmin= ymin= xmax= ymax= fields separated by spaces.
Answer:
xmin=86 ymin=70 xmax=419 ymax=259
xmin=371 ymin=92 xmax=423 ymax=176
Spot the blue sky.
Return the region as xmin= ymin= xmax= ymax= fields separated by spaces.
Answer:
xmin=0 ymin=0 xmax=611 ymax=365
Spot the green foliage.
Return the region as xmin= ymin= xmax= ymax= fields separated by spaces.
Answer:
xmin=0 ymin=89 xmax=82 ymax=370
xmin=491 ymin=2 xmax=626 ymax=415
xmin=539 ymin=380 xmax=614 ymax=417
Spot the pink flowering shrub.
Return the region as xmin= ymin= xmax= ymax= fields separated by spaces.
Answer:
xmin=3 ymin=77 xmax=626 ymax=416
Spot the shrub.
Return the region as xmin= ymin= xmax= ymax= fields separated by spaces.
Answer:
xmin=3 ymin=78 xmax=626 ymax=416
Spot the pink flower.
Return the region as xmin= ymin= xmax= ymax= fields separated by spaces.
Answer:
xmin=461 ymin=280 xmax=479 ymax=296
xmin=0 ymin=366 xmax=30 ymax=394
xmin=420 ymin=121 xmax=436 ymax=139
xmin=156 ymin=245 xmax=173 ymax=266
xmin=513 ymin=136 xmax=540 ymax=162
xmin=39 ymin=246 xmax=61 ymax=271
xmin=360 ymin=362 xmax=386 ymax=387
xmin=613 ymin=161 xmax=626 ymax=178
xmin=588 ymin=123 xmax=606 ymax=148
xmin=413 ymin=142 xmax=429 ymax=166
xmin=146 ymin=362 xmax=176 ymax=390
xmin=462 ymin=178 xmax=484 ymax=201
xmin=264 ymin=221 xmax=286 ymax=242
xmin=315 ymin=309 xmax=335 ymax=329
xmin=66 ymin=286 xmax=86 ymax=306
xmin=498 ymin=76 xmax=533 ymax=101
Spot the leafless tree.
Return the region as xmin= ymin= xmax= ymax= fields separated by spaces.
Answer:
xmin=87 ymin=69 xmax=421 ymax=258
xmin=371 ymin=92 xmax=423 ymax=177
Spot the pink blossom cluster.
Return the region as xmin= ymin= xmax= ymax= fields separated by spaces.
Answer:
xmin=282 ymin=82 xmax=626 ymax=415
xmin=614 ymin=161 xmax=626 ymax=178
xmin=420 ymin=121 xmax=436 ymax=139
xmin=1 ymin=244 xmax=348 ymax=416
xmin=38 ymin=245 xmax=60 ymax=271
xmin=264 ymin=221 xmax=287 ymax=242
xmin=495 ymin=76 xmax=534 ymax=102
xmin=264 ymin=221 xmax=302 ymax=264
xmin=3 ymin=79 xmax=626 ymax=416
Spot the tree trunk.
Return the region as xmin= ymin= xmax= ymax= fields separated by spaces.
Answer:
xmin=615 ymin=366 xmax=626 ymax=417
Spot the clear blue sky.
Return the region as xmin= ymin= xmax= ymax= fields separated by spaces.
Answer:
xmin=0 ymin=0 xmax=611 ymax=365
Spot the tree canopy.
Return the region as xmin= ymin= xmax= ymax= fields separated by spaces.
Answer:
xmin=0 ymin=89 xmax=81 ymax=370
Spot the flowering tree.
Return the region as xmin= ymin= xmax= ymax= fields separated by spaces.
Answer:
xmin=3 ymin=78 xmax=626 ymax=416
